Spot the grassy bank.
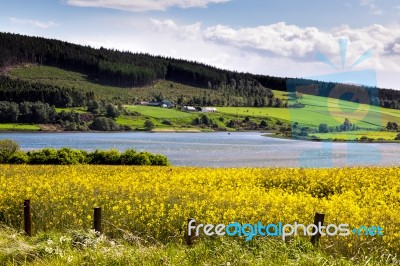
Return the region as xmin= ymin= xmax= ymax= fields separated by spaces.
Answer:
xmin=1 ymin=227 xmax=396 ymax=266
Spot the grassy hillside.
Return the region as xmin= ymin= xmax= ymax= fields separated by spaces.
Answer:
xmin=7 ymin=65 xmax=138 ymax=100
xmin=7 ymin=65 xmax=250 ymax=105
xmin=219 ymin=93 xmax=400 ymax=129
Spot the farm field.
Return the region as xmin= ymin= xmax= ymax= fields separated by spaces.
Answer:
xmin=119 ymin=105 xmax=277 ymax=131
xmin=219 ymin=93 xmax=400 ymax=129
xmin=116 ymin=107 xmax=211 ymax=131
xmin=125 ymin=105 xmax=195 ymax=119
xmin=115 ymin=114 xmax=202 ymax=131
xmin=0 ymin=165 xmax=399 ymax=265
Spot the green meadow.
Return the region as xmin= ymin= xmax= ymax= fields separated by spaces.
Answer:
xmin=219 ymin=93 xmax=400 ymax=129
xmin=0 ymin=123 xmax=40 ymax=131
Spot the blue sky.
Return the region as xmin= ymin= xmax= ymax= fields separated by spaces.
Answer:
xmin=1 ymin=0 xmax=400 ymax=89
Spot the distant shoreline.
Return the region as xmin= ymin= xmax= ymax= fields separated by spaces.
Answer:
xmin=1 ymin=128 xmax=399 ymax=143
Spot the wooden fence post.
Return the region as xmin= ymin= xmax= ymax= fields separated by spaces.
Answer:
xmin=24 ymin=199 xmax=32 ymax=236
xmin=310 ymin=212 xmax=325 ymax=246
xmin=185 ymin=218 xmax=196 ymax=246
xmin=94 ymin=207 xmax=102 ymax=235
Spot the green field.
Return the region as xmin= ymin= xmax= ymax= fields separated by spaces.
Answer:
xmin=118 ymin=106 xmax=255 ymax=131
xmin=125 ymin=105 xmax=194 ymax=119
xmin=293 ymin=93 xmax=400 ymax=127
xmin=117 ymin=106 xmax=197 ymax=130
xmin=220 ymin=92 xmax=400 ymax=129
xmin=55 ymin=107 xmax=87 ymax=113
xmin=313 ymin=131 xmax=399 ymax=141
xmin=0 ymin=123 xmax=40 ymax=131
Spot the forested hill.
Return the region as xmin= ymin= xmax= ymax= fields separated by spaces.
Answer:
xmin=0 ymin=32 xmax=279 ymax=107
xmin=1 ymin=32 xmax=400 ymax=109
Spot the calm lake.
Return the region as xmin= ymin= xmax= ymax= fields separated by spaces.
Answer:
xmin=0 ymin=132 xmax=399 ymax=167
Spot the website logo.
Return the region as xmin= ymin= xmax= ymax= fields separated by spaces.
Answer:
xmin=188 ymin=220 xmax=384 ymax=241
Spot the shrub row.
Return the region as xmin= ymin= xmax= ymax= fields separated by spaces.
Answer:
xmin=5 ymin=147 xmax=169 ymax=166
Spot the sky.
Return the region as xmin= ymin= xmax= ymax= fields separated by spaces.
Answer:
xmin=1 ymin=0 xmax=400 ymax=89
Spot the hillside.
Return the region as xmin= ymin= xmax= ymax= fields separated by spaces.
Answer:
xmin=0 ymin=32 xmax=276 ymax=108
xmin=4 ymin=62 xmax=400 ymax=141
xmin=0 ymin=32 xmax=400 ymax=141
xmin=2 ymin=61 xmax=400 ymax=141
xmin=2 ymin=32 xmax=400 ymax=109
xmin=220 ymin=93 xmax=400 ymax=128
xmin=6 ymin=65 xmax=254 ymax=106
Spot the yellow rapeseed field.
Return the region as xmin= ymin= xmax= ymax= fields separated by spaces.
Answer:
xmin=0 ymin=165 xmax=399 ymax=257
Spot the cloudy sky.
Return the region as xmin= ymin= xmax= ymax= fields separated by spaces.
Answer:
xmin=1 ymin=0 xmax=400 ymax=89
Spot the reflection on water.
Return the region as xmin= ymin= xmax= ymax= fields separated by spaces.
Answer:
xmin=0 ymin=132 xmax=398 ymax=167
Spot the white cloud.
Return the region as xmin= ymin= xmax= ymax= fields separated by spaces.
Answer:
xmin=66 ymin=0 xmax=230 ymax=12
xmin=203 ymin=22 xmax=400 ymax=71
xmin=151 ymin=19 xmax=201 ymax=40
xmin=391 ymin=43 xmax=400 ymax=54
xmin=204 ymin=22 xmax=335 ymax=58
xmin=9 ymin=17 xmax=59 ymax=29
xmin=102 ymin=18 xmax=400 ymax=87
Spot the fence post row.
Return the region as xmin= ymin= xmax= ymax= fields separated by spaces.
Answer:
xmin=20 ymin=200 xmax=324 ymax=246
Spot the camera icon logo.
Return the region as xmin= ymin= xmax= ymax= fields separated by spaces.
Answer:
xmin=286 ymin=39 xmax=382 ymax=167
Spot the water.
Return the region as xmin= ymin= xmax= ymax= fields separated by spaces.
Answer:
xmin=0 ymin=132 xmax=399 ymax=167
